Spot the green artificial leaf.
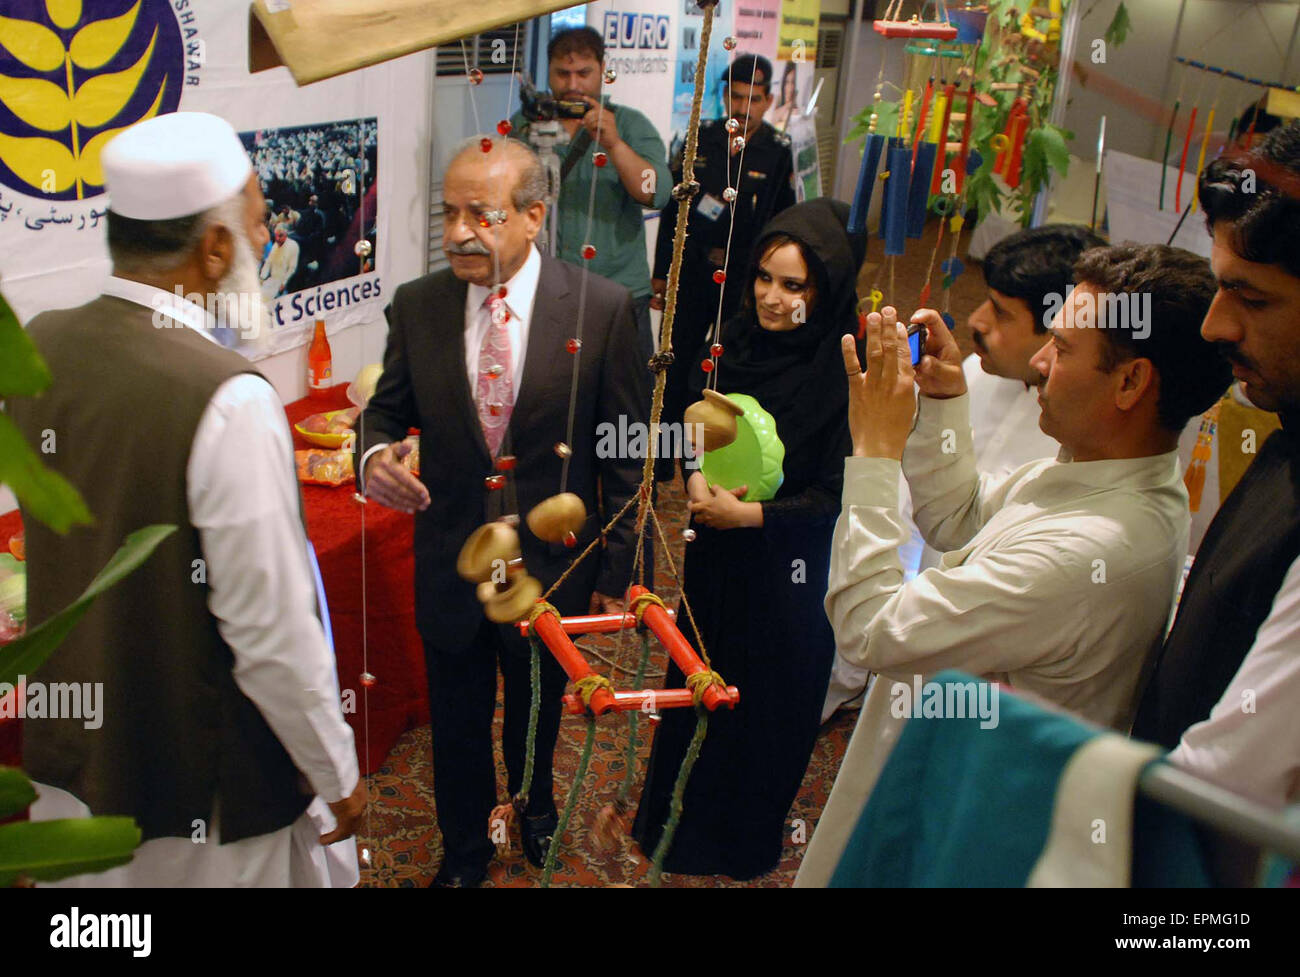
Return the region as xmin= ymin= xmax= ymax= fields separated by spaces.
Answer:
xmin=0 ymin=413 xmax=92 ymax=533
xmin=1036 ymin=124 xmax=1072 ymax=175
xmin=1105 ymin=2 xmax=1132 ymax=48
xmin=0 ymin=766 xmax=36 ymax=819
xmin=0 ymin=524 xmax=176 ymax=687
xmin=0 ymin=292 xmax=50 ymax=397
xmin=0 ymin=816 xmax=140 ymax=886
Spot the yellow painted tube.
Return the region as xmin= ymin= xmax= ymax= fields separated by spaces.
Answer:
xmin=900 ymin=88 xmax=914 ymax=139
xmin=928 ymin=93 xmax=949 ymax=143
xmin=1191 ymin=106 xmax=1216 ymax=213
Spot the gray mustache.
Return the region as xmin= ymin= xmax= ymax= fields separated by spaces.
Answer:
xmin=447 ymin=241 xmax=491 ymax=256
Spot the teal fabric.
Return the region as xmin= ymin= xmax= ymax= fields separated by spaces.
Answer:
xmin=512 ymin=101 xmax=670 ymax=299
xmin=829 ymin=671 xmax=1211 ymax=887
xmin=830 ymin=672 xmax=1096 ymax=887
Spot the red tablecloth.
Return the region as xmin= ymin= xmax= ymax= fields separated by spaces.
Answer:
xmin=287 ymin=384 xmax=427 ymax=774
xmin=0 ymin=384 xmax=428 ymax=776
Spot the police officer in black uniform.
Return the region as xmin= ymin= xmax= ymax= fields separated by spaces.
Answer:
xmin=652 ymin=53 xmax=797 ymax=442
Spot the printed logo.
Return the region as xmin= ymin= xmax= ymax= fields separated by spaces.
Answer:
xmin=0 ymin=0 xmax=192 ymax=202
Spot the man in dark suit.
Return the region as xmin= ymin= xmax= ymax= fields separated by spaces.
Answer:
xmin=355 ymin=136 xmax=650 ymax=886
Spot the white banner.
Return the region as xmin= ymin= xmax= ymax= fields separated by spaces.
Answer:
xmin=0 ymin=0 xmax=416 ymax=360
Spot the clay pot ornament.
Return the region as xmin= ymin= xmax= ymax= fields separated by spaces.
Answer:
xmin=526 ymin=492 xmax=586 ymax=544
xmin=683 ymin=388 xmax=745 ymax=454
xmin=477 ymin=573 xmax=543 ymax=623
xmin=456 ymin=521 xmax=521 ymax=582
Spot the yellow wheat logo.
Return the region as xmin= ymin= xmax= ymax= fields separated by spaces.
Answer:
xmin=0 ymin=0 xmax=170 ymax=199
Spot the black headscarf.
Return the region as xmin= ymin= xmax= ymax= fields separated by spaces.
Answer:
xmin=688 ymin=198 xmax=866 ymax=493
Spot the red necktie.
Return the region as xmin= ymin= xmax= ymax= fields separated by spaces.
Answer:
xmin=475 ymin=293 xmax=513 ymax=456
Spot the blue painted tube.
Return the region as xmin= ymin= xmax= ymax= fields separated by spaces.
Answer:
xmin=906 ymin=140 xmax=937 ymax=239
xmin=883 ymin=141 xmax=911 ymax=256
xmin=878 ymin=137 xmax=905 ymax=240
xmin=848 ymin=133 xmax=886 ymax=235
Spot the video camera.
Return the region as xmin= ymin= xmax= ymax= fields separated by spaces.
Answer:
xmin=517 ymin=71 xmax=589 ymax=122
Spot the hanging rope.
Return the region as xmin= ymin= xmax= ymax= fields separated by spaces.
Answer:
xmin=649 ymin=707 xmax=709 ymax=887
xmin=514 ymin=636 xmax=543 ymax=812
xmin=617 ymin=630 xmax=656 ymax=808
xmin=636 ymin=2 xmax=718 ymax=547
xmin=540 ymin=715 xmax=598 ymax=887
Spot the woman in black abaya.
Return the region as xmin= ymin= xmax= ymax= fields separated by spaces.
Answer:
xmin=633 ymin=198 xmax=866 ymax=880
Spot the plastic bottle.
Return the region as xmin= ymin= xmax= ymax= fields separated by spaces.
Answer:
xmin=307 ymin=319 xmax=332 ymax=398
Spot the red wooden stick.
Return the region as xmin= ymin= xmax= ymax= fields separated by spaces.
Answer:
xmin=626 ymin=585 xmax=739 ymax=712
xmin=517 ymin=609 xmax=675 ymax=638
xmin=561 ymin=686 xmax=740 ymax=716
xmin=529 ymin=608 xmax=618 ymax=715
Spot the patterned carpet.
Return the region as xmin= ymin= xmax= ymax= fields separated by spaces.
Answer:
xmin=354 ymin=469 xmax=857 ymax=888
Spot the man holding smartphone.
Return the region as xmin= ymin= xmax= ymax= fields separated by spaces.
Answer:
xmin=796 ymin=244 xmax=1232 ymax=886
xmin=822 ymin=225 xmax=1103 ymax=720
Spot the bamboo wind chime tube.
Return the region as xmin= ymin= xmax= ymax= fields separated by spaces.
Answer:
xmin=907 ymin=141 xmax=937 ymax=239
xmin=929 ymin=81 xmax=958 ymax=195
xmin=849 ymin=133 xmax=888 ymax=234
xmin=911 ymin=77 xmax=935 ymax=165
xmin=1176 ymin=103 xmax=1199 ymax=212
xmin=949 ymin=86 xmax=975 ymax=194
xmin=882 ymin=138 xmax=911 ymax=255
xmin=1191 ymin=105 xmax=1216 ymax=213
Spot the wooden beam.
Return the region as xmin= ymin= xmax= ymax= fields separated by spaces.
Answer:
xmin=247 ymin=0 xmax=584 ymax=86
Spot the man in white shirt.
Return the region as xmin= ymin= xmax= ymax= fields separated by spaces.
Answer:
xmin=796 ymin=243 xmax=1232 ymax=885
xmin=7 ymin=112 xmax=363 ymax=887
xmin=822 ymin=225 xmax=1100 ymax=720
xmin=1134 ymin=121 xmax=1300 ymax=810
xmin=260 ymin=224 xmax=300 ymax=299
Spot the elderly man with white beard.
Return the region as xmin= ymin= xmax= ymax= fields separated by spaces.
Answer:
xmin=7 ymin=112 xmax=364 ymax=887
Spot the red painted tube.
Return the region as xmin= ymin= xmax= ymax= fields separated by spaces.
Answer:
xmin=529 ymin=608 xmax=618 ymax=715
xmin=562 ymin=686 xmax=741 ymax=716
xmin=994 ymin=97 xmax=1026 ymax=176
xmin=1006 ymin=112 xmax=1028 ymax=187
xmin=911 ymin=78 xmax=935 ymax=166
xmin=1176 ymin=105 xmax=1199 ymax=211
xmin=516 ymin=608 xmax=675 ymax=638
xmin=930 ymin=82 xmax=958 ymax=194
xmin=954 ymin=87 xmax=975 ymax=193
xmin=626 ymin=585 xmax=740 ymax=712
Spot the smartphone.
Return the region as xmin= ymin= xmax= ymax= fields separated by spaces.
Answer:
xmin=907 ymin=321 xmax=928 ymax=366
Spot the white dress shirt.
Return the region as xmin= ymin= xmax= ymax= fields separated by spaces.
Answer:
xmin=463 ymin=243 xmax=541 ymax=395
xmin=33 ymin=277 xmax=359 ymax=887
xmin=1170 ymin=552 xmax=1300 ymax=808
xmin=822 ymin=355 xmax=1058 ymax=719
xmin=795 ymin=392 xmax=1190 ymax=886
xmin=360 ymin=245 xmax=543 ymax=488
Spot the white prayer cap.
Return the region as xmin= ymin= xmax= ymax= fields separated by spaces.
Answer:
xmin=101 ymin=112 xmax=253 ymax=221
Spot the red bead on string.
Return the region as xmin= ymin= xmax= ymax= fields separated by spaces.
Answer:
xmin=710 ymin=343 xmax=724 ymax=357
xmin=479 ymin=137 xmax=492 ymax=153
xmin=712 ymin=270 xmax=726 ymax=284
xmin=593 ymin=152 xmax=608 ymax=168
xmin=581 ymin=244 xmax=596 ymax=260
xmin=485 ymin=474 xmax=506 ymax=490
xmin=497 ymin=119 xmax=513 ymax=136
xmin=563 ymin=531 xmax=578 ymax=548
xmin=700 ymin=359 xmax=714 ymax=373
xmin=360 ymin=672 xmax=377 ymax=688
xmin=566 ymin=338 xmax=582 ymax=354
xmin=495 ymin=455 xmax=517 ymax=471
